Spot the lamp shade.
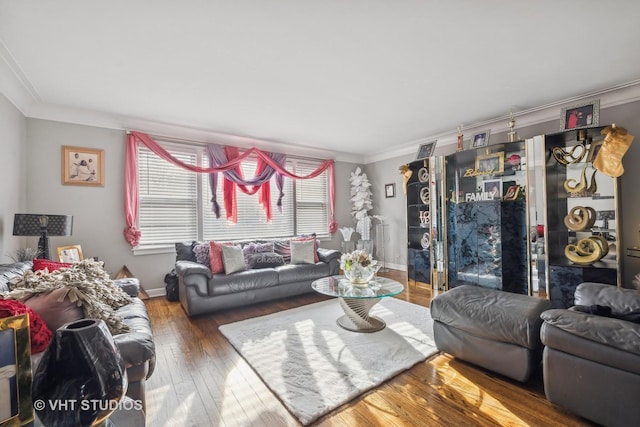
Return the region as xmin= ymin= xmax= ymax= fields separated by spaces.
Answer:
xmin=12 ymin=214 xmax=73 ymax=236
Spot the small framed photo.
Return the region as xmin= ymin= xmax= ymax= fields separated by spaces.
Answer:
xmin=0 ymin=314 xmax=33 ymax=426
xmin=471 ymin=130 xmax=491 ymax=148
xmin=384 ymin=183 xmax=396 ymax=198
xmin=57 ymin=245 xmax=84 ymax=263
xmin=415 ymin=141 xmax=436 ymax=160
xmin=483 ymin=179 xmax=502 ymax=200
xmin=62 ymin=146 xmax=104 ymax=186
xmin=560 ymin=99 xmax=600 ymax=131
xmin=475 ymin=152 xmax=505 ymax=175
xmin=504 ymin=185 xmax=521 ymax=201
xmin=587 ymin=139 xmax=604 ymax=163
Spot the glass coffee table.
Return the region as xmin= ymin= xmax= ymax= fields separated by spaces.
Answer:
xmin=311 ymin=276 xmax=404 ymax=333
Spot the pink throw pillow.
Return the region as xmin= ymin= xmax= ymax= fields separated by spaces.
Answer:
xmin=209 ymin=241 xmax=234 ymax=273
xmin=24 ymin=287 xmax=84 ymax=332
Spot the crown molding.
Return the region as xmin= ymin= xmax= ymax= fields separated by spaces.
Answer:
xmin=3 ymin=40 xmax=639 ymax=166
xmin=364 ymin=80 xmax=640 ymax=164
xmin=0 ymin=38 xmax=39 ymax=113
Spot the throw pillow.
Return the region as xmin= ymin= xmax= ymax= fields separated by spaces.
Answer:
xmin=209 ymin=241 xmax=234 ymax=274
xmin=0 ymin=297 xmax=53 ymax=353
xmin=175 ymin=241 xmax=197 ymax=262
xmin=193 ymin=242 xmax=211 ymax=267
xmin=24 ymin=287 xmax=84 ymax=332
xmin=32 ymin=258 xmax=73 ymax=273
xmin=221 ymin=245 xmax=247 ymax=275
xmin=246 ymin=253 xmax=285 ymax=269
xmin=290 ymin=239 xmax=316 ymax=264
xmin=273 ymin=239 xmax=292 ymax=263
xmin=242 ymin=242 xmax=275 ymax=262
xmin=291 ymin=235 xmax=320 ymax=263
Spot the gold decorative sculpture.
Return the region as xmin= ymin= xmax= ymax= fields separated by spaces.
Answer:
xmin=553 ymin=144 xmax=587 ymax=165
xmin=565 ymin=236 xmax=608 ymax=265
xmin=563 ymin=206 xmax=597 ymax=231
xmin=563 ymin=166 xmax=598 ymax=195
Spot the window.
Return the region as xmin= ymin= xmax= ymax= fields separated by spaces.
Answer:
xmin=136 ymin=141 xmax=329 ymax=252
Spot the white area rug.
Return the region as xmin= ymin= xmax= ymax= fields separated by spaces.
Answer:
xmin=219 ymin=297 xmax=436 ymax=425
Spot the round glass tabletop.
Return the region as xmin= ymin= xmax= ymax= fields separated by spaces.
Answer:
xmin=311 ymin=275 xmax=404 ymax=299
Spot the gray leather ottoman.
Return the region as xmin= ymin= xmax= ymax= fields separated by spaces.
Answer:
xmin=430 ymin=285 xmax=551 ymax=382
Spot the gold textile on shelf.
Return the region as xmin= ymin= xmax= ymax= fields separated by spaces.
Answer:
xmin=593 ymin=124 xmax=635 ymax=177
xmin=399 ymin=164 xmax=412 ymax=195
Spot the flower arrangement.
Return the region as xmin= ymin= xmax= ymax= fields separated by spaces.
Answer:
xmin=340 ymin=250 xmax=378 ymax=284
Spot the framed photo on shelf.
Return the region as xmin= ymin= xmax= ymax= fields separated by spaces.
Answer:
xmin=415 ymin=140 xmax=436 ymax=160
xmin=0 ymin=314 xmax=33 ymax=427
xmin=560 ymin=99 xmax=600 ymax=131
xmin=62 ymin=146 xmax=105 ymax=186
xmin=471 ymin=130 xmax=491 ymax=148
xmin=483 ymin=179 xmax=502 ymax=200
xmin=475 ymin=152 xmax=504 ymax=175
xmin=504 ymin=185 xmax=521 ymax=200
xmin=56 ymin=245 xmax=84 ymax=263
xmin=587 ymin=139 xmax=604 ymax=163
xmin=384 ymin=183 xmax=396 ymax=198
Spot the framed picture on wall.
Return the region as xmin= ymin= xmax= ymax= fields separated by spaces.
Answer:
xmin=560 ymin=99 xmax=600 ymax=131
xmin=384 ymin=183 xmax=396 ymax=198
xmin=62 ymin=146 xmax=105 ymax=186
xmin=415 ymin=141 xmax=436 ymax=160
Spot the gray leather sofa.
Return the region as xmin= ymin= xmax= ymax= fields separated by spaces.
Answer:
xmin=176 ymin=244 xmax=341 ymax=316
xmin=541 ymin=282 xmax=640 ymax=427
xmin=0 ymin=261 xmax=155 ymax=414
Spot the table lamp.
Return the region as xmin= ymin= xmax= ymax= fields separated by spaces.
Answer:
xmin=12 ymin=214 xmax=73 ymax=260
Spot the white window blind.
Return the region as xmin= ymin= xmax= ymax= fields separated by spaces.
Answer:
xmin=138 ymin=146 xmax=199 ymax=246
xmin=294 ymin=160 xmax=329 ymax=238
xmin=136 ymin=141 xmax=330 ymax=250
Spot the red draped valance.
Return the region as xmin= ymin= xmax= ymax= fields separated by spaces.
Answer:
xmin=124 ymin=131 xmax=337 ymax=246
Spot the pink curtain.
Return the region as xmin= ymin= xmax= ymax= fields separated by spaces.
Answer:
xmin=124 ymin=131 xmax=338 ymax=245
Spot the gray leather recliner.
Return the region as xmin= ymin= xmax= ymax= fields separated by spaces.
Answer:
xmin=540 ymin=282 xmax=640 ymax=427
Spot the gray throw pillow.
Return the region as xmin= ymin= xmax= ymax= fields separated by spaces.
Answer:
xmin=290 ymin=239 xmax=315 ymax=264
xmin=246 ymin=252 xmax=285 ymax=269
xmin=221 ymin=245 xmax=246 ymax=274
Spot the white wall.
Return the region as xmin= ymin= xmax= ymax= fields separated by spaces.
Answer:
xmin=24 ymin=118 xmax=357 ymax=294
xmin=0 ymin=93 xmax=27 ymax=261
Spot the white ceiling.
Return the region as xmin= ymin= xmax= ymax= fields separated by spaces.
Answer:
xmin=2 ymin=1 xmax=640 ymax=162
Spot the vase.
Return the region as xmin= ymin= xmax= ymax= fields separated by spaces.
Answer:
xmin=32 ymin=319 xmax=127 ymax=427
xmin=344 ymin=263 xmax=375 ymax=285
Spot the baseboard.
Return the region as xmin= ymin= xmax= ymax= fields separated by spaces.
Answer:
xmin=145 ymin=288 xmax=166 ymax=298
xmin=383 ymin=262 xmax=407 ymax=272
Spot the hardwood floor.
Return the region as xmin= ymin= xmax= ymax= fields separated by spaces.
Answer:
xmin=144 ymin=271 xmax=593 ymax=426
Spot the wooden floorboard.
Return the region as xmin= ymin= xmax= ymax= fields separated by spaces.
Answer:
xmin=144 ymin=270 xmax=594 ymax=426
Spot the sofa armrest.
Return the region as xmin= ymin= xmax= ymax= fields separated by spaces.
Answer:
xmin=175 ymin=260 xmax=213 ymax=279
xmin=575 ymin=282 xmax=640 ymax=312
xmin=541 ymin=309 xmax=640 ymax=356
xmin=113 ymin=278 xmax=140 ymax=297
xmin=317 ymin=248 xmax=341 ymax=264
